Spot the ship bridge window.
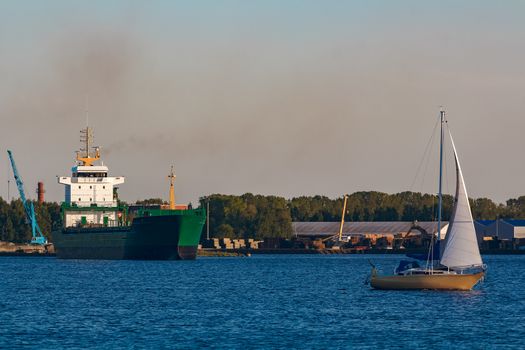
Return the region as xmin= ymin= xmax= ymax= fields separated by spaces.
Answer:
xmin=77 ymin=172 xmax=108 ymax=178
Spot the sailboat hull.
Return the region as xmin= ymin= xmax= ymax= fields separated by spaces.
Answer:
xmin=370 ymin=271 xmax=484 ymax=291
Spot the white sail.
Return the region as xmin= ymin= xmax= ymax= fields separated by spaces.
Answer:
xmin=440 ymin=131 xmax=483 ymax=268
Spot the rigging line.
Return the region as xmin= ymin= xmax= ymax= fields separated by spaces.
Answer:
xmin=417 ymin=133 xmax=438 ymax=221
xmin=419 ymin=131 xmax=437 ymax=197
xmin=409 ymin=116 xmax=440 ymax=192
xmin=418 ymin=114 xmax=442 ymax=195
xmin=428 ymin=136 xmax=439 ymax=266
xmin=431 ymin=191 xmax=436 ymax=222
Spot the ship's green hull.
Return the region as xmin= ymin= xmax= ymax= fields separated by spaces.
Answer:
xmin=53 ymin=209 xmax=205 ymax=260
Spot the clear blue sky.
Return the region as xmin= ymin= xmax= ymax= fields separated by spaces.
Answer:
xmin=1 ymin=1 xmax=525 ymax=204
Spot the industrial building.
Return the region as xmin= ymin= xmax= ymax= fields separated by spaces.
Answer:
xmin=292 ymin=221 xmax=449 ymax=241
xmin=476 ymin=219 xmax=525 ymax=240
xmin=292 ymin=220 xmax=525 ymax=249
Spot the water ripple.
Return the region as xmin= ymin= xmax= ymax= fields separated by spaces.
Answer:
xmin=0 ymin=255 xmax=524 ymax=349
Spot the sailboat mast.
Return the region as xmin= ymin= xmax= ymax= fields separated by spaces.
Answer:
xmin=437 ymin=109 xmax=445 ymax=246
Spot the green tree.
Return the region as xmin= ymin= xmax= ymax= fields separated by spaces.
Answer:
xmin=471 ymin=197 xmax=499 ymax=220
xmin=135 ymin=198 xmax=167 ymax=205
xmin=216 ymin=224 xmax=234 ymax=238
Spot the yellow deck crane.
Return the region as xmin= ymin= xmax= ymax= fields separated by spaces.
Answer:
xmin=320 ymin=194 xmax=349 ymax=247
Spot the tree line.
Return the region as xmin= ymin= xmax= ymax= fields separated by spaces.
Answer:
xmin=0 ymin=198 xmax=61 ymax=243
xmin=200 ymin=192 xmax=525 ymax=239
xmin=1 ymin=191 xmax=525 ymax=242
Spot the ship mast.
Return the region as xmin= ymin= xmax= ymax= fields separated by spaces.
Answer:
xmin=436 ymin=108 xmax=445 ymax=261
xmin=76 ymin=126 xmax=100 ymax=166
xmin=168 ymin=166 xmax=176 ymax=209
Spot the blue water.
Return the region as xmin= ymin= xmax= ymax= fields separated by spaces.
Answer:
xmin=1 ymin=255 xmax=524 ymax=349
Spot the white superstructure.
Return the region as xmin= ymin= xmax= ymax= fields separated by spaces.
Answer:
xmin=58 ymin=165 xmax=124 ymax=207
xmin=57 ymin=126 xmax=125 ymax=228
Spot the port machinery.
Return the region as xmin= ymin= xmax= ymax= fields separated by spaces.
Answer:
xmin=321 ymin=194 xmax=349 ymax=247
xmin=7 ymin=150 xmax=48 ymax=245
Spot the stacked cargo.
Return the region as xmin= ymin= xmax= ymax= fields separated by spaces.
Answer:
xmin=221 ymin=238 xmax=234 ymax=249
xmin=247 ymin=239 xmax=260 ymax=249
xmin=199 ymin=238 xmax=222 ymax=249
xmin=200 ymin=237 xmax=262 ymax=250
xmin=232 ymin=239 xmax=245 ymax=249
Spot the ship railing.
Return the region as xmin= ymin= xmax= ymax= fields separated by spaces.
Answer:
xmin=71 ymin=178 xmax=107 ymax=183
xmin=74 ymin=201 xmax=119 ymax=208
xmin=92 ymin=201 xmax=119 ymax=207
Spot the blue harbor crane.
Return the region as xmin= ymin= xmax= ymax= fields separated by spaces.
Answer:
xmin=7 ymin=150 xmax=47 ymax=245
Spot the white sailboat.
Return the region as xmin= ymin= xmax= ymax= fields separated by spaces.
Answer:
xmin=370 ymin=111 xmax=485 ymax=290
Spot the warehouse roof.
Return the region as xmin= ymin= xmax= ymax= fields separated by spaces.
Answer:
xmin=292 ymin=221 xmax=449 ymax=237
xmin=502 ymin=219 xmax=525 ymax=227
xmin=477 ymin=220 xmax=495 ymax=227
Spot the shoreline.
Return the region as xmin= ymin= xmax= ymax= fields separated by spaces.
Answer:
xmin=0 ymin=248 xmax=523 ymax=258
xmin=197 ymin=248 xmax=525 ymax=256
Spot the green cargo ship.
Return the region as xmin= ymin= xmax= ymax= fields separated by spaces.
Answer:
xmin=52 ymin=126 xmax=205 ymax=260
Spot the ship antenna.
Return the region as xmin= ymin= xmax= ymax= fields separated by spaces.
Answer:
xmin=76 ymin=97 xmax=100 ymax=166
xmin=85 ymin=94 xmax=89 ymax=129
